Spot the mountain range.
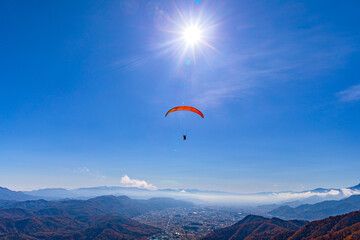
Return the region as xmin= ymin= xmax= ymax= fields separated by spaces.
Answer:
xmin=201 ymin=210 xmax=360 ymax=240
xmin=0 ymin=190 xmax=359 ymax=239
xmin=201 ymin=214 xmax=307 ymax=240
xmin=269 ymin=194 xmax=360 ymax=221
xmin=0 ymin=213 xmax=160 ymax=239
xmin=0 ymin=195 xmax=193 ymax=218
xmin=0 ymin=195 xmax=193 ymax=239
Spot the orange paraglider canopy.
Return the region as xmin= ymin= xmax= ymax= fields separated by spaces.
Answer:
xmin=165 ymin=106 xmax=204 ymax=118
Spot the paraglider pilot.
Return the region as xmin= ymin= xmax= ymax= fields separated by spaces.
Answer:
xmin=165 ymin=106 xmax=204 ymax=141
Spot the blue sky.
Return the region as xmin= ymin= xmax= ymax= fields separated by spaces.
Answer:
xmin=1 ymin=0 xmax=360 ymax=192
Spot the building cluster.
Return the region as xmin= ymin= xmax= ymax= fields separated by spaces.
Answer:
xmin=133 ymin=207 xmax=244 ymax=240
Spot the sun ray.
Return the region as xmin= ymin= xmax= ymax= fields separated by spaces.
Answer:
xmin=174 ymin=3 xmax=188 ymax=29
xmin=199 ymin=39 xmax=218 ymax=52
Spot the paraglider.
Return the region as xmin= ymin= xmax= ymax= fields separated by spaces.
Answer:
xmin=165 ymin=106 xmax=204 ymax=118
xmin=165 ymin=106 xmax=204 ymax=140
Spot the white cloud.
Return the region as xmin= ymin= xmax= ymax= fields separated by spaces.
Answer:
xmin=120 ymin=175 xmax=157 ymax=190
xmin=77 ymin=167 xmax=90 ymax=173
xmin=337 ymin=84 xmax=360 ymax=102
xmin=194 ymin=84 xmax=248 ymax=109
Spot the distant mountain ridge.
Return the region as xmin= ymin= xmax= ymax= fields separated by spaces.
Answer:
xmin=0 ymin=187 xmax=37 ymax=201
xmin=1 ymin=183 xmax=359 ymax=205
xmin=269 ymin=194 xmax=360 ymax=221
xmin=202 ymin=210 xmax=360 ymax=240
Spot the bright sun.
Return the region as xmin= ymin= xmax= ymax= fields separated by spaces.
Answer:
xmin=160 ymin=7 xmax=218 ymax=61
xmin=183 ymin=26 xmax=202 ymax=45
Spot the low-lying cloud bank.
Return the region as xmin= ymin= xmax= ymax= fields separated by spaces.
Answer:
xmin=173 ymin=188 xmax=360 ymax=205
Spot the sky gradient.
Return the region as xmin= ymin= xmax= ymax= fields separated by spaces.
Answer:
xmin=1 ymin=0 xmax=360 ymax=193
